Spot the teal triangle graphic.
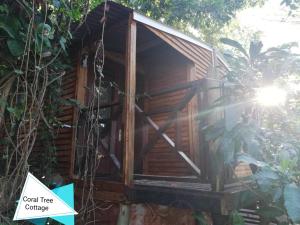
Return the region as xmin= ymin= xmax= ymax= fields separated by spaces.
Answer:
xmin=50 ymin=184 xmax=75 ymax=225
xmin=17 ymin=183 xmax=76 ymax=225
xmin=29 ymin=218 xmax=47 ymax=225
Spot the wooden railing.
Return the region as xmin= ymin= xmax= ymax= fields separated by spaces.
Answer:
xmin=135 ymin=79 xmax=204 ymax=177
xmin=83 ymin=101 xmax=123 ymax=172
xmin=79 ymin=80 xmax=205 ymax=181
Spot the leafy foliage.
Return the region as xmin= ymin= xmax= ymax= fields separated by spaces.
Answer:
xmin=281 ymin=0 xmax=300 ymax=11
xmin=221 ymin=38 xmax=300 ymax=85
xmin=205 ymin=37 xmax=300 ymax=224
xmin=284 ymin=184 xmax=300 ymax=223
xmin=0 ymin=0 xmax=82 ymax=223
xmin=230 ymin=211 xmax=245 ymax=225
xmin=88 ymin=0 xmax=267 ymax=43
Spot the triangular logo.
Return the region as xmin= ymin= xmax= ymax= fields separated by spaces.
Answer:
xmin=13 ymin=173 xmax=77 ymax=221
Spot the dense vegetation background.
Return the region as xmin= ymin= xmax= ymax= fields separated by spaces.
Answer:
xmin=0 ymin=0 xmax=300 ymax=224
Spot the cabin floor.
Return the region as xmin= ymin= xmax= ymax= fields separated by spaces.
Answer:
xmin=125 ymin=175 xmax=256 ymax=217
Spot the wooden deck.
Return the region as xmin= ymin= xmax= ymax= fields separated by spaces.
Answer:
xmin=127 ymin=175 xmax=256 ymax=215
xmin=134 ymin=178 xmax=212 ymax=191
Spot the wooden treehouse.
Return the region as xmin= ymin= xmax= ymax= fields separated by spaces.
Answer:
xmin=56 ymin=2 xmax=255 ymax=224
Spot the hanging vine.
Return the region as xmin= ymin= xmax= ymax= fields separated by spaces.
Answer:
xmin=75 ymin=0 xmax=111 ymax=224
xmin=0 ymin=0 xmax=93 ymax=224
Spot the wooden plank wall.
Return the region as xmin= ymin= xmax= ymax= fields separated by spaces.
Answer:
xmin=145 ymin=25 xmax=212 ymax=79
xmin=139 ymin=26 xmax=231 ymax=177
xmin=142 ymin=45 xmax=194 ymax=176
xmin=54 ymin=59 xmax=77 ymax=177
xmin=24 ymin=55 xmax=78 ymax=179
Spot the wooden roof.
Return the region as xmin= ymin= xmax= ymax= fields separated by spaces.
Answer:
xmin=72 ymin=1 xmax=229 ymax=70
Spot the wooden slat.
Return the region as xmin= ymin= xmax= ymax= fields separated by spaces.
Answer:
xmin=134 ymin=174 xmax=198 ymax=182
xmin=123 ymin=15 xmax=137 ymax=187
xmin=134 ymin=179 xmax=211 ymax=191
xmin=141 ymin=79 xmax=203 ymax=98
xmin=175 ymin=111 xmax=182 ymax=151
xmin=187 ymin=63 xmax=201 ymax=167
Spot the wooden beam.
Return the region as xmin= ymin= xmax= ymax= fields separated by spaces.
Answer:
xmin=139 ymin=79 xmax=203 ymax=99
xmin=135 ymin=104 xmax=175 ymax=149
xmin=128 ymin=185 xmax=225 ymax=214
xmin=105 ymin=50 xmax=145 ymax=74
xmin=135 ymin=94 xmax=202 ymax=177
xmin=145 ymin=106 xmax=174 ymax=116
xmin=134 ymin=174 xmax=199 ymax=183
xmin=138 ymin=87 xmax=199 ymax=161
xmin=123 ymin=15 xmax=137 ymax=187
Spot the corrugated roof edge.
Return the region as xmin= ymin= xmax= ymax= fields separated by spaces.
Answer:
xmin=132 ymin=11 xmax=230 ymax=70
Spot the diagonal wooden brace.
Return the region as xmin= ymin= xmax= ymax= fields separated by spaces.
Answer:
xmin=135 ymin=86 xmax=201 ymax=176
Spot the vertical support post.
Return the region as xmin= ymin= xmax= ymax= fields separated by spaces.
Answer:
xmin=70 ymin=50 xmax=88 ymax=178
xmin=124 ymin=15 xmax=137 ymax=187
xmin=207 ymin=48 xmax=224 ymax=191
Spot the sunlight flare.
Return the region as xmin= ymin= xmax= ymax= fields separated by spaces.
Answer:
xmin=255 ymin=86 xmax=287 ymax=106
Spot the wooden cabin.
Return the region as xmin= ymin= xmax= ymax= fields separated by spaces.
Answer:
xmin=55 ymin=2 xmax=254 ymax=224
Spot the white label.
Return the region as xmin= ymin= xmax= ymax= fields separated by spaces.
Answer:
xmin=13 ymin=173 xmax=77 ymax=221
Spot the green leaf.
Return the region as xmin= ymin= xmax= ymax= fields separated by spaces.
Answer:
xmin=254 ymin=167 xmax=280 ymax=191
xmin=7 ymin=39 xmax=24 ymax=56
xmin=249 ymin=41 xmax=263 ymax=62
xmin=244 ymin=138 xmax=262 ymax=159
xmin=0 ymin=16 xmax=21 ymax=38
xmin=0 ymin=21 xmax=16 ymax=38
xmin=0 ymin=4 xmax=9 ymax=14
xmin=284 ymin=184 xmax=300 ymax=223
xmin=44 ymin=38 xmax=52 ymax=48
xmin=6 ymin=106 xmax=16 ymax=114
xmin=220 ymin=38 xmax=249 ymax=59
xmin=14 ymin=69 xmax=23 ymax=75
xmin=193 ymin=212 xmax=207 ymax=225
xmin=256 ymin=206 xmax=284 ymax=221
xmin=230 ymin=210 xmax=245 ymax=225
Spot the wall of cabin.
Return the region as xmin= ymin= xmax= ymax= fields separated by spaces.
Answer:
xmin=55 ymin=61 xmax=78 ymax=177
xmin=136 ymin=44 xmax=197 ymax=176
